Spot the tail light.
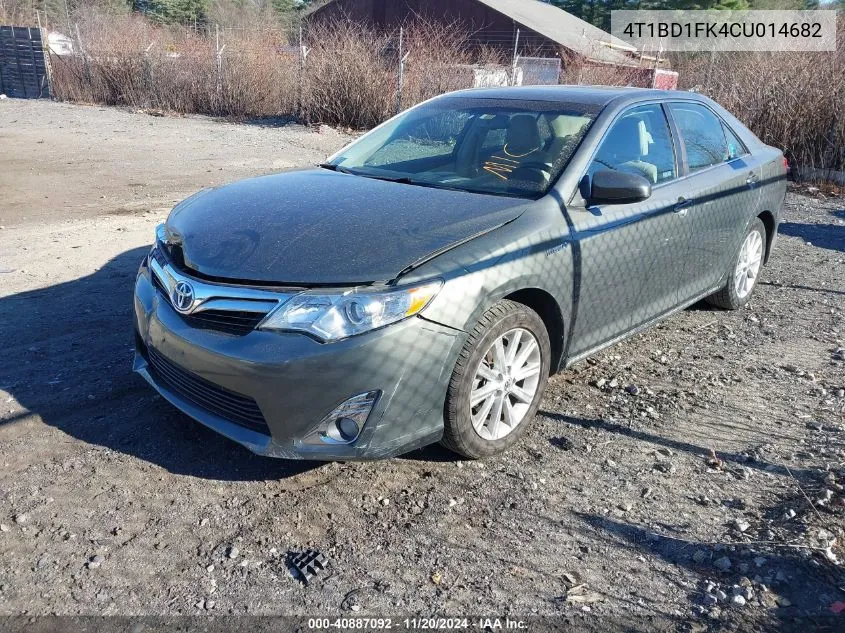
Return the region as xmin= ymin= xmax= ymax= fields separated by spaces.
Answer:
xmin=782 ymin=157 xmax=789 ymax=172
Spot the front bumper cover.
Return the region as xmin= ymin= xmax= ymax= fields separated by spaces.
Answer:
xmin=133 ymin=260 xmax=464 ymax=460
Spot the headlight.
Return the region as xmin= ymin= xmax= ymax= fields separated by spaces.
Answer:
xmin=257 ymin=281 xmax=442 ymax=342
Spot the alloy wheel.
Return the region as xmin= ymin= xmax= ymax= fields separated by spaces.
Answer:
xmin=469 ymin=327 xmax=542 ymax=441
xmin=734 ymin=229 xmax=763 ymax=299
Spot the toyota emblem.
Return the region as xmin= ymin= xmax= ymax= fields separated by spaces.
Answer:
xmin=171 ymin=281 xmax=195 ymax=313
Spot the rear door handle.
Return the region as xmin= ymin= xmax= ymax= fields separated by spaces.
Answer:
xmin=674 ymin=197 xmax=693 ymax=216
xmin=746 ymin=172 xmax=759 ymax=185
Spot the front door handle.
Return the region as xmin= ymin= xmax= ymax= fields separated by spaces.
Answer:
xmin=674 ymin=197 xmax=693 ymax=216
xmin=746 ymin=172 xmax=759 ymax=185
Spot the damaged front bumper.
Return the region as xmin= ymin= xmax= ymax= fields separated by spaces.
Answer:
xmin=132 ymin=257 xmax=464 ymax=460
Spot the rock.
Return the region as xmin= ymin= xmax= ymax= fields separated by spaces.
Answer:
xmin=816 ymin=489 xmax=834 ymax=506
xmin=822 ymin=547 xmax=840 ymax=564
xmin=783 ymin=508 xmax=796 ymax=519
xmin=227 ymin=546 xmax=239 ymax=559
xmin=714 ymin=556 xmax=732 ymax=572
xmin=754 ymin=556 xmax=767 ymax=567
xmin=704 ymin=593 xmax=718 ymax=605
xmin=834 ymin=389 xmax=845 ymax=398
xmin=732 ymin=518 xmax=751 ymax=533
xmin=653 ymin=461 xmax=675 ymax=474
xmin=743 ymin=586 xmax=754 ymax=601
xmin=625 ymin=384 xmax=640 ymax=395
xmin=715 ymin=589 xmax=728 ymax=602
xmin=448 ymin=498 xmax=458 ymax=507
xmin=731 ymin=595 xmax=746 ymax=607
xmin=806 ymin=420 xmax=824 ymax=431
xmin=608 ymin=378 xmax=619 ymax=389
xmin=693 ymin=550 xmax=709 ymax=564
xmin=618 ymin=502 xmax=632 ymax=512
xmin=0 ymin=524 xmax=9 ymax=532
xmin=13 ymin=513 xmax=27 ymax=525
xmin=206 ymin=564 xmax=214 ymax=572
xmin=782 ymin=363 xmax=800 ymax=373
xmin=88 ymin=554 xmax=105 ymax=569
xmin=594 ymin=378 xmax=607 ymax=388
xmin=380 ymin=498 xmax=389 ymax=507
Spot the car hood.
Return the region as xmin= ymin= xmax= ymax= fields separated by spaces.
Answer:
xmin=165 ymin=169 xmax=528 ymax=285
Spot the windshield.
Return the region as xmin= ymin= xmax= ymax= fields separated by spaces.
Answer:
xmin=326 ymin=96 xmax=600 ymax=198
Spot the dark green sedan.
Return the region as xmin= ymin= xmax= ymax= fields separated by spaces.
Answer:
xmin=133 ymin=86 xmax=787 ymax=460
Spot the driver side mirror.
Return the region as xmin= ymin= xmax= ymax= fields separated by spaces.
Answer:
xmin=585 ymin=170 xmax=652 ymax=205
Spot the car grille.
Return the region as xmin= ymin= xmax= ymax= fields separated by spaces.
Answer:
xmin=150 ymin=251 xmax=270 ymax=336
xmin=181 ymin=310 xmax=267 ymax=336
xmin=145 ymin=345 xmax=269 ymax=434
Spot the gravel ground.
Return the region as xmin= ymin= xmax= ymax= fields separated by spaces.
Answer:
xmin=0 ymin=100 xmax=843 ymax=630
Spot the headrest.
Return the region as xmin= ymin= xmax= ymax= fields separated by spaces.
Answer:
xmin=506 ymin=114 xmax=542 ymax=156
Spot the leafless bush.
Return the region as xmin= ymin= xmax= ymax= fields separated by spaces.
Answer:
xmin=51 ymin=12 xmax=297 ymax=117
xmin=561 ymin=58 xmax=653 ymax=88
xmin=299 ymin=20 xmax=395 ymax=128
xmin=399 ymin=20 xmax=480 ymax=107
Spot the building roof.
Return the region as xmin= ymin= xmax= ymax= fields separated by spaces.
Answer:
xmin=476 ymin=0 xmax=636 ymax=56
xmin=308 ymin=0 xmax=640 ymax=65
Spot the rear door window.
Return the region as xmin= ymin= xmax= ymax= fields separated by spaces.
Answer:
xmin=668 ymin=103 xmax=730 ymax=172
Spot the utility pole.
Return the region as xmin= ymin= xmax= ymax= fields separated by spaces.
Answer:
xmin=298 ymin=25 xmax=310 ymax=118
xmin=511 ymin=28 xmax=520 ymax=86
xmin=397 ymin=27 xmax=409 ymax=115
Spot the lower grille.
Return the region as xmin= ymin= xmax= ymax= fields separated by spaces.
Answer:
xmin=146 ymin=346 xmax=269 ymax=434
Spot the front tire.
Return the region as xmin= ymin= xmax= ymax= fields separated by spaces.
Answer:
xmin=442 ymin=300 xmax=551 ymax=459
xmin=706 ymin=217 xmax=766 ymax=310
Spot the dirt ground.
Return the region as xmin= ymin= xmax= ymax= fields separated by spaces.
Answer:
xmin=1 ymin=99 xmax=844 ymax=631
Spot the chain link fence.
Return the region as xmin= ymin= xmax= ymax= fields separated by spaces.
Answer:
xmin=44 ymin=18 xmax=661 ymax=129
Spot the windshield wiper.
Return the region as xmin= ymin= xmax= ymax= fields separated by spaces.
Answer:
xmin=318 ymin=163 xmax=354 ymax=174
xmin=318 ymin=164 xmax=411 ymax=183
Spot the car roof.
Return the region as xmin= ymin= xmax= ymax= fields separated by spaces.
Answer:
xmin=445 ymin=85 xmax=699 ymax=108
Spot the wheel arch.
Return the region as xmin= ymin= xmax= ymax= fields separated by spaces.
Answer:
xmin=758 ymin=210 xmax=776 ymax=264
xmin=503 ymin=287 xmax=565 ymax=374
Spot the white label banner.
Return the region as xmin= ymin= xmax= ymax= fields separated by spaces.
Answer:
xmin=610 ymin=10 xmax=838 ymax=52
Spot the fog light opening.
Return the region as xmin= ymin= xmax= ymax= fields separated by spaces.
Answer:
xmin=323 ymin=416 xmax=361 ymax=444
xmin=317 ymin=390 xmax=380 ymax=445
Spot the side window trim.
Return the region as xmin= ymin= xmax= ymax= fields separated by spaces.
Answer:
xmin=660 ymin=101 xmax=689 ymax=182
xmin=661 ymin=102 xmax=686 ymax=179
xmin=722 ymin=121 xmax=750 ymax=160
xmin=578 ymin=100 xmax=681 ymax=192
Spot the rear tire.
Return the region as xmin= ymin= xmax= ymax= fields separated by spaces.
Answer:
xmin=706 ymin=217 xmax=767 ymax=310
xmin=442 ymin=300 xmax=551 ymax=459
